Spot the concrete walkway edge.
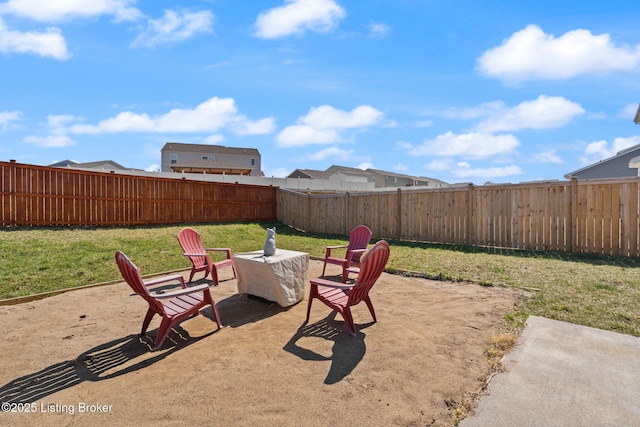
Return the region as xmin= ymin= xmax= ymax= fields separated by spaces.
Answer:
xmin=461 ymin=316 xmax=640 ymax=427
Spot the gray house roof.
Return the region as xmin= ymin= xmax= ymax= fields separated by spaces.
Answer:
xmin=288 ymin=169 xmax=333 ymax=179
xmin=287 ymin=164 xmax=447 ymax=187
xmin=161 ymin=142 xmax=260 ymax=157
xmin=50 ymin=159 xmax=139 ymax=171
xmin=565 ymin=144 xmax=640 ymax=180
xmin=365 ymin=168 xmax=448 ymax=186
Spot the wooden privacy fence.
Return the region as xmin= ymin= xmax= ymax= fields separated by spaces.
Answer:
xmin=0 ymin=160 xmax=277 ymax=226
xmin=278 ymin=178 xmax=640 ymax=257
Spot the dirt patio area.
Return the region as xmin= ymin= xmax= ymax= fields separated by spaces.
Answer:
xmin=0 ymin=259 xmax=524 ymax=426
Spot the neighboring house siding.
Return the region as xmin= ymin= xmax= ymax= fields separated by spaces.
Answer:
xmin=161 ymin=142 xmax=261 ymax=176
xmin=287 ymin=165 xmax=447 ymax=188
xmin=565 ymin=145 xmax=640 ymax=180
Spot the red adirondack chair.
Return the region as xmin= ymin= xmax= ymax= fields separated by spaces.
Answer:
xmin=307 ymin=240 xmax=390 ymax=336
xmin=115 ymin=251 xmax=222 ymax=350
xmin=322 ymin=225 xmax=372 ymax=283
xmin=177 ymin=227 xmax=237 ymax=285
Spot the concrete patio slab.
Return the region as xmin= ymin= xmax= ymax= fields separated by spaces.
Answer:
xmin=461 ymin=316 xmax=640 ymax=427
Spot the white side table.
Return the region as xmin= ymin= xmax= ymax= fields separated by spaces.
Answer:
xmin=233 ymin=249 xmax=309 ymax=307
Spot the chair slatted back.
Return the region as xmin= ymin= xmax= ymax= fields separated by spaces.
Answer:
xmin=347 ymin=240 xmax=390 ymax=306
xmin=115 ymin=251 xmax=165 ymax=314
xmin=346 ymin=225 xmax=372 ymax=264
xmin=178 ymin=227 xmax=207 ymax=269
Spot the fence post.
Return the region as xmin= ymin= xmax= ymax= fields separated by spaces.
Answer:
xmin=467 ymin=183 xmax=474 ymax=246
xmin=397 ymin=188 xmax=402 ymax=240
xmin=570 ymin=177 xmax=578 ymax=253
xmin=306 ymin=192 xmax=311 ymax=233
xmin=7 ymin=160 xmax=17 ymax=227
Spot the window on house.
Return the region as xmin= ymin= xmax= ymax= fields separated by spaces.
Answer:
xmin=202 ymin=155 xmax=215 ymax=160
xmin=251 ymin=158 xmax=257 ymax=166
xmin=170 ymin=154 xmax=177 ymax=164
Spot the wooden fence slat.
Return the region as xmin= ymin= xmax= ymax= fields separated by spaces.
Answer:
xmin=4 ymin=160 xmax=640 ymax=258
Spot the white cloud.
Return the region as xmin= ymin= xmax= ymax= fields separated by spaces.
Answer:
xmin=394 ymin=163 xmax=409 ymax=172
xmin=23 ymin=134 xmax=75 ymax=147
xmin=66 ymin=97 xmax=274 ymax=135
xmin=0 ymin=110 xmax=21 ymax=130
xmin=369 ymin=22 xmax=389 ymax=38
xmin=306 ymin=146 xmax=354 ymax=161
xmin=145 ymin=163 xmax=160 ymax=172
xmin=231 ymin=117 xmax=277 ymax=136
xmin=276 ymin=104 xmax=384 ymax=147
xmin=356 ymin=162 xmax=374 ymax=170
xmin=580 ymin=136 xmax=640 ymax=164
xmin=262 ymin=165 xmax=290 ymax=178
xmin=22 ymin=114 xmax=81 ymax=146
xmin=414 ymin=120 xmax=434 ymax=128
xmin=302 ymin=105 xmax=383 ymax=129
xmin=47 ymin=114 xmax=79 ymax=132
xmin=254 ymin=0 xmax=345 ymax=39
xmin=277 ymin=126 xmax=340 ymax=146
xmin=424 ymin=158 xmax=453 ymax=172
xmin=0 ymin=19 xmax=70 ymax=59
xmin=531 ymin=149 xmax=564 ymax=164
xmin=453 ymin=163 xmax=524 ymax=179
xmin=406 ymin=131 xmax=520 ymax=158
xmin=0 ymin=0 xmax=142 ymax=23
xmin=475 ymin=95 xmax=584 ymax=132
xmin=477 ymin=25 xmax=640 ymax=82
xmin=131 ymin=9 xmax=214 ymax=48
xmin=202 ymin=134 xmax=224 ymax=144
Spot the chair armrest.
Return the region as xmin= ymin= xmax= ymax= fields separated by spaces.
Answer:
xmin=348 ymin=249 xmax=367 ymax=254
xmin=143 ymin=274 xmax=186 ymax=288
xmin=310 ymin=277 xmax=354 ymax=290
xmin=152 ymin=283 xmax=210 ymax=299
xmin=206 ymin=248 xmax=233 ymax=258
xmin=325 ymin=245 xmax=347 ymax=257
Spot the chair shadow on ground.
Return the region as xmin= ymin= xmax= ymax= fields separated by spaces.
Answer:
xmin=215 ymin=292 xmax=288 ymax=327
xmin=0 ymin=286 xmax=282 ymax=405
xmin=283 ymin=312 xmax=373 ymax=385
xmin=0 ymin=323 xmax=206 ymax=405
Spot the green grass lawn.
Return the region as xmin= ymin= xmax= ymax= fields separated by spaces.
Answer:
xmin=1 ymin=222 xmax=639 ymax=337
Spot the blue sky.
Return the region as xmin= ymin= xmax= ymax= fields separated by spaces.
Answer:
xmin=1 ymin=0 xmax=640 ymax=184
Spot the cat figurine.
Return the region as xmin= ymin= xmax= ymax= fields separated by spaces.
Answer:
xmin=263 ymin=227 xmax=276 ymax=256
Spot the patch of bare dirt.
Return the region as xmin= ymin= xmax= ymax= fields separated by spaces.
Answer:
xmin=0 ymin=260 xmax=523 ymax=426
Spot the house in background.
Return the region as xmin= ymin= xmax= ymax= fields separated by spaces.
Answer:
xmin=288 ymin=165 xmax=447 ymax=188
xmin=50 ymin=159 xmax=141 ymax=171
xmin=565 ymin=144 xmax=640 ymax=179
xmin=365 ymin=168 xmax=447 ymax=188
xmin=161 ymin=142 xmax=261 ymax=176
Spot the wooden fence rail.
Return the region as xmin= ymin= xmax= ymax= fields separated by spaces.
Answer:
xmin=277 ymin=178 xmax=640 ymax=257
xmin=1 ymin=161 xmax=277 ymax=226
xmin=4 ymin=160 xmax=640 ymax=257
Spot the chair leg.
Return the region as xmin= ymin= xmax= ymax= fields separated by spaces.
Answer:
xmin=154 ymin=317 xmax=174 ymax=350
xmin=204 ymin=290 xmax=223 ymax=329
xmin=342 ymin=307 xmax=356 ymax=336
xmin=322 ymin=261 xmax=328 ymax=276
xmin=188 ymin=268 xmax=196 ymax=283
xmin=211 ymin=267 xmax=219 ymax=286
xmin=305 ymin=285 xmax=318 ymax=322
xmin=141 ymin=308 xmax=156 ymax=336
xmin=363 ymin=296 xmax=377 ymax=322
